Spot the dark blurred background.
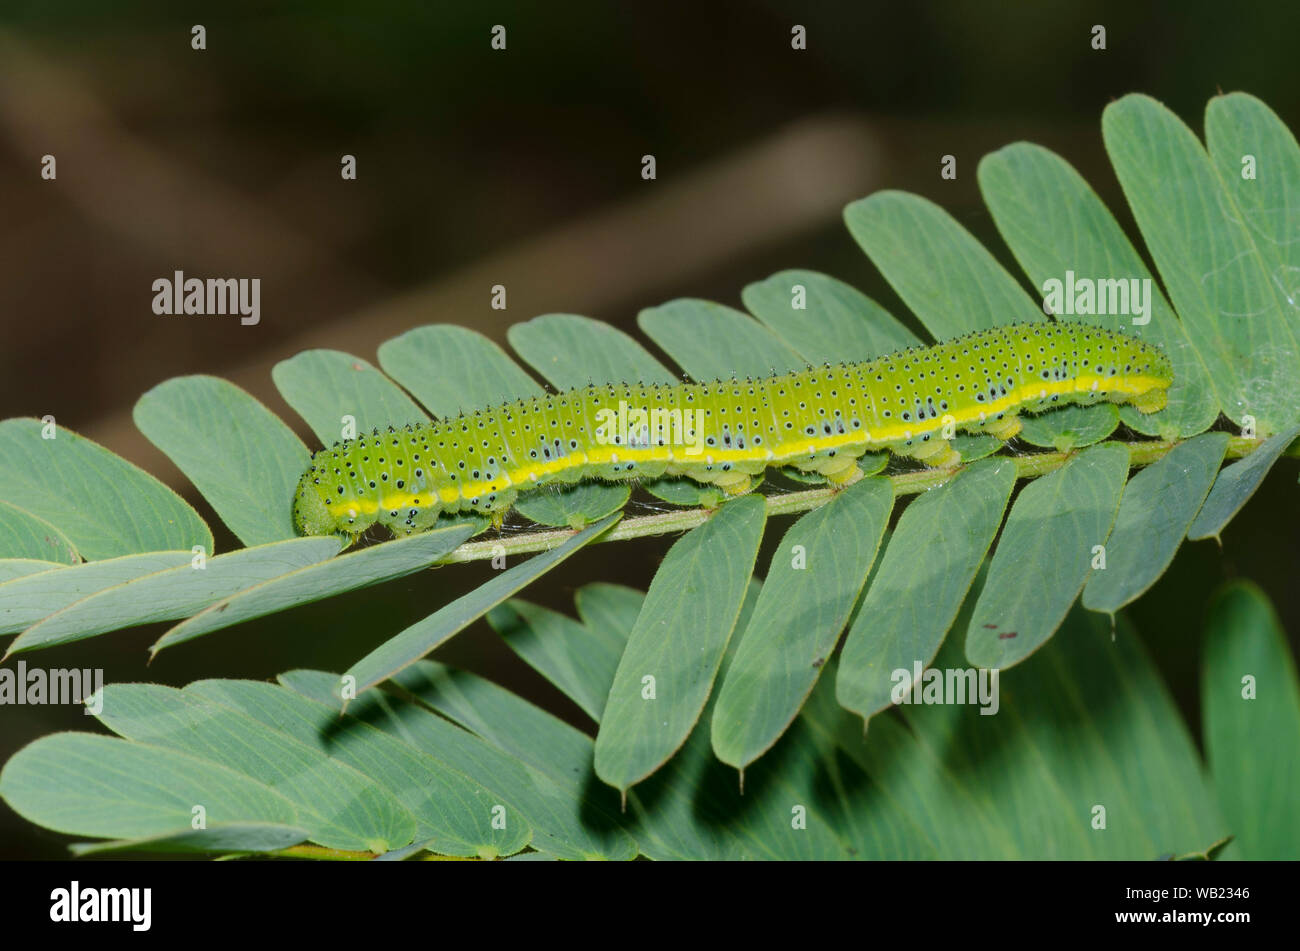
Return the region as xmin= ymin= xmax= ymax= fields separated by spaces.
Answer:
xmin=2 ymin=0 xmax=1298 ymax=858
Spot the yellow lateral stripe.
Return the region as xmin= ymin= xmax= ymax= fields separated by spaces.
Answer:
xmin=332 ymin=498 xmax=378 ymax=516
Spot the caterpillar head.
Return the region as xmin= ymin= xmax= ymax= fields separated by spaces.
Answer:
xmin=293 ymin=469 xmax=339 ymax=537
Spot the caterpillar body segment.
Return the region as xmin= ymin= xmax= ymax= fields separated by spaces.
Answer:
xmin=293 ymin=321 xmax=1173 ymax=541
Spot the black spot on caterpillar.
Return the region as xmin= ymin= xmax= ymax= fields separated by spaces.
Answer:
xmin=293 ymin=321 xmax=1172 ymax=543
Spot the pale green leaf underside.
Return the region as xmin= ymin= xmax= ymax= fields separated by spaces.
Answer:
xmin=489 ymin=598 xmax=626 ymax=722
xmin=513 ymin=482 xmax=631 ymax=529
xmin=394 ymin=661 xmax=643 ymax=858
xmin=741 ymin=269 xmax=921 ymax=362
xmin=1188 ymin=423 xmax=1300 ymax=541
xmin=1201 ymin=582 xmax=1300 ymax=860
xmin=10 ymin=536 xmax=342 ymax=654
xmin=1016 ymin=403 xmax=1118 ymax=451
xmin=7 ymin=575 xmax=1283 ymax=859
xmin=282 ymin=667 xmax=637 ymax=860
xmin=844 ymin=190 xmax=1045 ymax=338
xmin=488 ymin=581 xmax=646 ymax=726
xmin=377 ymin=324 xmax=542 ymax=419
xmin=93 ymin=683 xmax=416 ymax=853
xmin=345 ymin=514 xmax=619 ymax=698
xmin=711 ymin=477 xmax=892 ymax=769
xmin=0 ymin=418 xmax=210 ymax=560
xmin=1083 ymin=433 xmax=1229 ymax=614
xmin=966 ymin=443 xmax=1129 ymax=669
xmin=134 ymin=376 xmax=305 ymax=547
xmin=1103 ymin=94 xmax=1300 ymax=434
xmin=151 ymin=521 xmax=476 ymax=653
xmin=272 ymin=349 xmax=428 ymax=446
xmin=638 ymin=298 xmax=806 ymax=379
xmin=0 ymin=733 xmax=302 ymax=844
xmin=186 ymin=679 xmax=530 ymax=858
xmin=595 ymin=497 xmax=765 ymax=791
xmin=837 ymin=457 xmax=1015 ymax=721
xmin=69 ymin=823 xmax=310 ymax=857
xmin=0 ymin=559 xmax=67 ymax=585
xmin=508 ymin=313 xmax=677 ymax=388
xmin=388 ymin=594 xmax=1226 ymax=859
xmin=0 ymin=499 xmax=80 ymax=564
xmin=0 ymin=550 xmax=193 ymax=638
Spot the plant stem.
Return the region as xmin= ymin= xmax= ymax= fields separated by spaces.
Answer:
xmin=263 ymin=844 xmax=379 ymax=861
xmin=437 ymin=434 xmax=1271 ymax=565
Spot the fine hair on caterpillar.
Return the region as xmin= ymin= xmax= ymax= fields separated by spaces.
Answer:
xmin=293 ymin=320 xmax=1173 ymax=545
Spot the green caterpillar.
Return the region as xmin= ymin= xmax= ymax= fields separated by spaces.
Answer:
xmin=293 ymin=320 xmax=1172 ymax=543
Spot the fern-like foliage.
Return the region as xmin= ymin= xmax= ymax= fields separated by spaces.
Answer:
xmin=1 ymin=92 xmax=1298 ymax=858
xmin=1 ymin=580 xmax=1296 ymax=859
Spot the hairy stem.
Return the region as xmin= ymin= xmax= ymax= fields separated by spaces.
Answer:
xmin=437 ymin=434 xmax=1272 ymax=565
